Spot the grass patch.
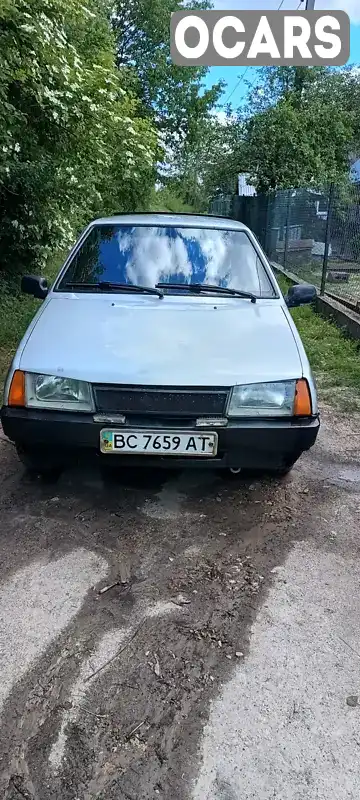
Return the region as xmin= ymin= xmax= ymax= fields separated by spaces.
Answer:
xmin=0 ymin=293 xmax=41 ymax=389
xmin=148 ymin=187 xmax=197 ymax=214
xmin=277 ymin=273 xmax=360 ymax=409
xmin=284 ymin=258 xmax=360 ymax=306
xmin=0 ymin=251 xmax=66 ymax=393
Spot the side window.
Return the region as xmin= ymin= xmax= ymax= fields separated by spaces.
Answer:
xmin=257 ymin=256 xmax=276 ymax=297
xmin=248 ymin=236 xmax=276 ymax=298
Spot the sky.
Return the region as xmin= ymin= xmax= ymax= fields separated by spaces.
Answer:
xmin=204 ymin=1 xmax=360 ymax=107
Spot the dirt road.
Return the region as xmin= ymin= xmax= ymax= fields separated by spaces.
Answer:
xmin=0 ymin=408 xmax=360 ymax=800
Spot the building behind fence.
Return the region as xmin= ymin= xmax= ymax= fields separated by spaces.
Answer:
xmin=210 ymin=184 xmax=360 ymax=311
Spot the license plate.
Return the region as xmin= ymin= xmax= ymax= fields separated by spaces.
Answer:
xmin=100 ymin=429 xmax=218 ymax=457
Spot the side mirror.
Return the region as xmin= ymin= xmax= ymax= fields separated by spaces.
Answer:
xmin=285 ymin=283 xmax=317 ymax=308
xmin=21 ymin=275 xmax=48 ymax=300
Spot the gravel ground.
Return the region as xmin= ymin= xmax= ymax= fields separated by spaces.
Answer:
xmin=0 ymin=408 xmax=359 ymax=800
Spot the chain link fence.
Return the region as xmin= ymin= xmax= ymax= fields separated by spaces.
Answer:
xmin=210 ymin=183 xmax=360 ymax=311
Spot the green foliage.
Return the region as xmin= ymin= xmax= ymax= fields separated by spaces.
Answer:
xmin=167 ymin=111 xmax=245 ymax=210
xmin=0 ymin=0 xmax=158 ymax=279
xmin=148 ymin=187 xmax=196 ymax=213
xmin=112 ymin=0 xmax=222 ymax=149
xmin=247 ymin=65 xmax=360 ymax=154
xmin=111 ymin=0 xmax=225 ymax=213
xmin=200 ymin=67 xmax=360 ymax=201
xmin=243 ymin=69 xmax=353 ymax=193
xmin=0 ymin=290 xmax=39 ymax=354
xmin=245 ymin=66 xmax=330 ymax=115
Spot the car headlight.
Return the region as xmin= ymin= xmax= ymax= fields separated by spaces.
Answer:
xmin=228 ymin=381 xmax=296 ymax=417
xmin=25 ymin=373 xmax=94 ymax=412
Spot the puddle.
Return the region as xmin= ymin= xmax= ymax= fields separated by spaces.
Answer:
xmin=335 ymin=466 xmax=360 ymax=484
xmin=141 ymin=483 xmax=186 ymax=520
xmin=304 ymin=457 xmax=360 ymax=491
xmin=327 ymin=464 xmax=360 ymax=489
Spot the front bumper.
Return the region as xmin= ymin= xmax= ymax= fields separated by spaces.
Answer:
xmin=0 ymin=407 xmax=320 ymax=470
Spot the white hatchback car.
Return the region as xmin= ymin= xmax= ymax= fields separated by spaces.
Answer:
xmin=1 ymin=213 xmax=319 ymax=479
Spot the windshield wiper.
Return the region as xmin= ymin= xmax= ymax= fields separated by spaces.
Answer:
xmin=64 ymin=281 xmax=164 ymax=298
xmin=156 ymin=282 xmax=257 ymax=303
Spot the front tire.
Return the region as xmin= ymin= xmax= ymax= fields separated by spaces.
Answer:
xmin=270 ymin=465 xmax=293 ymax=477
xmin=16 ymin=445 xmax=64 ymax=483
xmin=269 ymin=456 xmax=298 ymax=477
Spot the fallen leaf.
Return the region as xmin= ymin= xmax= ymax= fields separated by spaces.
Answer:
xmin=99 ymin=581 xmax=121 ymax=595
xmin=119 ymin=559 xmax=130 ymax=584
xmin=172 ymin=594 xmax=191 ymax=606
xmin=154 ymin=653 xmax=161 ymax=678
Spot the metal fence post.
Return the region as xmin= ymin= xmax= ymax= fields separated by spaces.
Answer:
xmin=283 ymin=189 xmax=291 ymax=269
xmin=265 ymin=192 xmax=276 ymax=260
xmin=264 ymin=194 xmax=270 ymax=256
xmin=320 ymin=183 xmax=335 ymax=296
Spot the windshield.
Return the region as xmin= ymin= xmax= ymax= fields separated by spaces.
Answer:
xmin=57 ymin=224 xmax=276 ymax=298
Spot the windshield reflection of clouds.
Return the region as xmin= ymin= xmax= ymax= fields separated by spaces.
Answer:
xmin=67 ymin=225 xmax=274 ymax=297
xmin=118 ymin=227 xmax=192 ymax=287
xmin=118 ymin=227 xmax=260 ymax=293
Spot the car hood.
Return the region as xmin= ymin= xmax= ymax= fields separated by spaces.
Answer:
xmin=20 ymin=294 xmax=303 ymax=386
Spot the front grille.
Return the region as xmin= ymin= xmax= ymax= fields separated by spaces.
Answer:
xmin=93 ymin=385 xmax=229 ymax=417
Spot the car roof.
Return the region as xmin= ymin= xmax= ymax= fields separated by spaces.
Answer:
xmin=91 ymin=212 xmax=250 ymax=232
